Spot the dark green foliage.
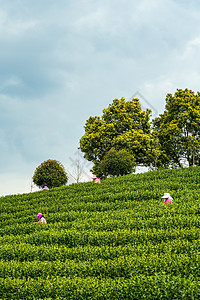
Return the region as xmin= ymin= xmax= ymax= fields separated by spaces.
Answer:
xmin=99 ymin=148 xmax=136 ymax=177
xmin=32 ymin=159 xmax=68 ymax=189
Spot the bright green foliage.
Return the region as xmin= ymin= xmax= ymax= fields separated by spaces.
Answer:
xmin=32 ymin=159 xmax=68 ymax=189
xmin=99 ymin=148 xmax=136 ymax=177
xmin=1 ymin=166 xmax=200 ymax=299
xmin=80 ymin=97 xmax=154 ymax=172
xmin=153 ymin=88 xmax=200 ymax=167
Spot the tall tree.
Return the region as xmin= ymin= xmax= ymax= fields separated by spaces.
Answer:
xmin=153 ymin=89 xmax=200 ymax=167
xmin=80 ymin=97 xmax=155 ymax=173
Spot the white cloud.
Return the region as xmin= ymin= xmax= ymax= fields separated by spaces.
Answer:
xmin=0 ymin=9 xmax=38 ymax=37
xmin=181 ymin=37 xmax=200 ymax=60
xmin=0 ymin=172 xmax=39 ymax=197
xmin=73 ymin=8 xmax=107 ymax=32
xmin=0 ymin=76 xmax=24 ymax=91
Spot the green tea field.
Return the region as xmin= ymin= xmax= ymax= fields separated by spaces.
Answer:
xmin=0 ymin=167 xmax=200 ymax=299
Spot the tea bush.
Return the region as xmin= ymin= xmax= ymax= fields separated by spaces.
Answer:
xmin=1 ymin=166 xmax=200 ymax=299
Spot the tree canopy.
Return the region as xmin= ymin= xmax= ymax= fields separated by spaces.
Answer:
xmin=80 ymin=97 xmax=156 ymax=174
xmin=32 ymin=159 xmax=68 ymax=189
xmin=99 ymin=148 xmax=136 ymax=177
xmin=153 ymin=89 xmax=200 ymax=167
xmin=80 ymin=89 xmax=200 ymax=175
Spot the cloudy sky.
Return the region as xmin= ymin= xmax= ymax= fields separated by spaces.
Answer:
xmin=1 ymin=0 xmax=200 ymax=196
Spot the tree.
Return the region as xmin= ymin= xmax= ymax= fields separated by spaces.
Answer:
xmin=32 ymin=159 xmax=68 ymax=189
xmin=67 ymin=158 xmax=84 ymax=183
xmin=153 ymin=89 xmax=200 ymax=167
xmin=99 ymin=148 xmax=136 ymax=177
xmin=67 ymin=150 xmax=92 ymax=183
xmin=80 ymin=97 xmax=154 ymax=173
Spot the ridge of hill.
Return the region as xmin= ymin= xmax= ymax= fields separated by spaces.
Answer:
xmin=0 ymin=167 xmax=200 ymax=299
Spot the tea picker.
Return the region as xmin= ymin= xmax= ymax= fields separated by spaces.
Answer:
xmin=43 ymin=186 xmax=49 ymax=190
xmin=33 ymin=213 xmax=47 ymax=224
xmin=162 ymin=193 xmax=173 ymax=205
xmin=92 ymin=175 xmax=100 ymax=184
xmin=94 ymin=177 xmax=100 ymax=184
xmin=43 ymin=183 xmax=49 ymax=190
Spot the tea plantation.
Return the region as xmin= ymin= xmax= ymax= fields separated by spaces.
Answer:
xmin=0 ymin=167 xmax=200 ymax=299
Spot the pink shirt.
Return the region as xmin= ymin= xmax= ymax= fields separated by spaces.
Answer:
xmin=163 ymin=198 xmax=172 ymax=205
xmin=39 ymin=217 xmax=47 ymax=224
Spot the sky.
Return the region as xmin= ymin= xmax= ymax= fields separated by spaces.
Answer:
xmin=1 ymin=0 xmax=200 ymax=196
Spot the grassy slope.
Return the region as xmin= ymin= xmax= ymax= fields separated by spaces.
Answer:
xmin=0 ymin=167 xmax=200 ymax=299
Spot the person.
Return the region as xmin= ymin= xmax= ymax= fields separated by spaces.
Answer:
xmin=43 ymin=183 xmax=49 ymax=190
xmin=43 ymin=185 xmax=49 ymax=190
xmin=162 ymin=193 xmax=173 ymax=205
xmin=94 ymin=177 xmax=100 ymax=184
xmin=33 ymin=213 xmax=47 ymax=224
xmin=92 ymin=175 xmax=100 ymax=184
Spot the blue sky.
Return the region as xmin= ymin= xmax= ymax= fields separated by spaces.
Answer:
xmin=1 ymin=0 xmax=200 ymax=196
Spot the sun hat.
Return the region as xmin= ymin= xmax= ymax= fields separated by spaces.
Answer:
xmin=161 ymin=193 xmax=173 ymax=199
xmin=37 ymin=213 xmax=43 ymax=220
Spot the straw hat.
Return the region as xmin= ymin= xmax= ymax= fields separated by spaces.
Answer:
xmin=161 ymin=193 xmax=173 ymax=199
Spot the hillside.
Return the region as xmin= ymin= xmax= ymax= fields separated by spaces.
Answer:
xmin=0 ymin=167 xmax=200 ymax=299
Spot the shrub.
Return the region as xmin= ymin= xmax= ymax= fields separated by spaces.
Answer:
xmin=32 ymin=159 xmax=68 ymax=189
xmin=99 ymin=148 xmax=136 ymax=177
